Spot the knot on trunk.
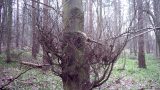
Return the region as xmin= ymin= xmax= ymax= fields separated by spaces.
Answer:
xmin=63 ymin=31 xmax=87 ymax=50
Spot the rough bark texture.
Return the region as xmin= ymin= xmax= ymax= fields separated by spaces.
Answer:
xmin=62 ymin=0 xmax=90 ymax=90
xmin=137 ymin=0 xmax=146 ymax=68
xmin=61 ymin=32 xmax=90 ymax=90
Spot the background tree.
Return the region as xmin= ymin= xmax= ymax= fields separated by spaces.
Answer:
xmin=15 ymin=0 xmax=20 ymax=48
xmin=1 ymin=0 xmax=160 ymax=89
xmin=5 ymin=0 xmax=12 ymax=63
xmin=129 ymin=0 xmax=137 ymax=56
xmin=153 ymin=0 xmax=160 ymax=57
xmin=0 ymin=0 xmax=3 ymax=54
xmin=31 ymin=0 xmax=40 ymax=59
xmin=137 ymin=0 xmax=146 ymax=68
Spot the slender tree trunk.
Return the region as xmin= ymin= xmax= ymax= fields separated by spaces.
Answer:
xmin=62 ymin=0 xmax=90 ymax=90
xmin=156 ymin=42 xmax=160 ymax=58
xmin=133 ymin=0 xmax=137 ymax=56
xmin=32 ymin=0 xmax=39 ymax=59
xmin=144 ymin=2 xmax=151 ymax=54
xmin=153 ymin=0 xmax=160 ymax=56
xmin=0 ymin=0 xmax=3 ymax=54
xmin=6 ymin=0 xmax=12 ymax=63
xmin=129 ymin=0 xmax=137 ymax=56
xmin=21 ymin=0 xmax=26 ymax=49
xmin=97 ymin=0 xmax=103 ymax=39
xmin=16 ymin=0 xmax=19 ymax=48
xmin=2 ymin=0 xmax=7 ymax=48
xmin=42 ymin=0 xmax=52 ymax=66
xmin=145 ymin=33 xmax=151 ymax=54
xmin=137 ymin=0 xmax=146 ymax=68
xmin=88 ymin=0 xmax=93 ymax=37
xmin=133 ymin=38 xmax=137 ymax=56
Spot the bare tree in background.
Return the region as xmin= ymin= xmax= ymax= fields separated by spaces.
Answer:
xmin=153 ymin=0 xmax=160 ymax=57
xmin=97 ymin=0 xmax=103 ymax=39
xmin=42 ymin=0 xmax=52 ymax=67
xmin=21 ymin=0 xmax=27 ymax=49
xmin=129 ymin=0 xmax=137 ymax=56
xmin=2 ymin=0 xmax=159 ymax=89
xmin=137 ymin=0 xmax=146 ymax=68
xmin=5 ymin=0 xmax=12 ymax=63
xmin=144 ymin=1 xmax=151 ymax=54
xmin=31 ymin=0 xmax=40 ymax=59
xmin=15 ymin=0 xmax=20 ymax=48
xmin=0 ymin=0 xmax=3 ymax=54
xmin=87 ymin=0 xmax=93 ymax=37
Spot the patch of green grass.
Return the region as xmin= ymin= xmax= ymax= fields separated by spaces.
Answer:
xmin=0 ymin=54 xmax=18 ymax=68
xmin=1 ymin=53 xmax=160 ymax=90
xmin=12 ymin=69 xmax=62 ymax=90
xmin=0 ymin=53 xmax=62 ymax=90
xmin=109 ymin=54 xmax=160 ymax=89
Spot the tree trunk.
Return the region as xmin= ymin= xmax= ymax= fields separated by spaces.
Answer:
xmin=62 ymin=0 xmax=90 ymax=90
xmin=16 ymin=0 xmax=19 ymax=48
xmin=97 ymin=0 xmax=103 ymax=39
xmin=137 ymin=0 xmax=146 ymax=68
xmin=0 ymin=0 xmax=3 ymax=54
xmin=129 ymin=0 xmax=137 ymax=56
xmin=87 ymin=0 xmax=93 ymax=37
xmin=6 ymin=0 xmax=12 ymax=63
xmin=32 ymin=0 xmax=39 ymax=59
xmin=42 ymin=0 xmax=52 ymax=67
xmin=156 ymin=42 xmax=160 ymax=58
xmin=21 ymin=0 xmax=26 ymax=49
xmin=153 ymin=0 xmax=160 ymax=56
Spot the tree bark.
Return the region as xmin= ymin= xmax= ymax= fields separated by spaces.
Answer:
xmin=153 ymin=0 xmax=160 ymax=56
xmin=42 ymin=0 xmax=52 ymax=67
xmin=16 ymin=0 xmax=20 ymax=48
xmin=6 ymin=0 xmax=12 ymax=63
xmin=62 ymin=0 xmax=90 ymax=90
xmin=97 ymin=0 xmax=103 ymax=39
xmin=0 ymin=0 xmax=3 ymax=54
xmin=137 ymin=0 xmax=146 ymax=68
xmin=129 ymin=0 xmax=137 ymax=56
xmin=32 ymin=0 xmax=39 ymax=59
xmin=88 ymin=0 xmax=93 ymax=37
xmin=21 ymin=0 xmax=27 ymax=49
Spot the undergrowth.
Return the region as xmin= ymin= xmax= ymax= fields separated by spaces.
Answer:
xmin=0 ymin=53 xmax=160 ymax=90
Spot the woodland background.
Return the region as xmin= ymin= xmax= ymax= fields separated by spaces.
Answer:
xmin=0 ymin=0 xmax=160 ymax=90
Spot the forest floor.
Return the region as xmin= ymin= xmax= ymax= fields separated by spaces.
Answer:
xmin=0 ymin=50 xmax=160 ymax=90
xmin=101 ymin=54 xmax=160 ymax=90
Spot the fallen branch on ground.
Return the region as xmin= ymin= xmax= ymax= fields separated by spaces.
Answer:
xmin=21 ymin=61 xmax=50 ymax=68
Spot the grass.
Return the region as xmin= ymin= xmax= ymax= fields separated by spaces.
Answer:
xmin=0 ymin=54 xmax=18 ymax=68
xmin=0 ymin=53 xmax=160 ymax=90
xmin=107 ymin=54 xmax=160 ymax=89
xmin=0 ymin=53 xmax=62 ymax=90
